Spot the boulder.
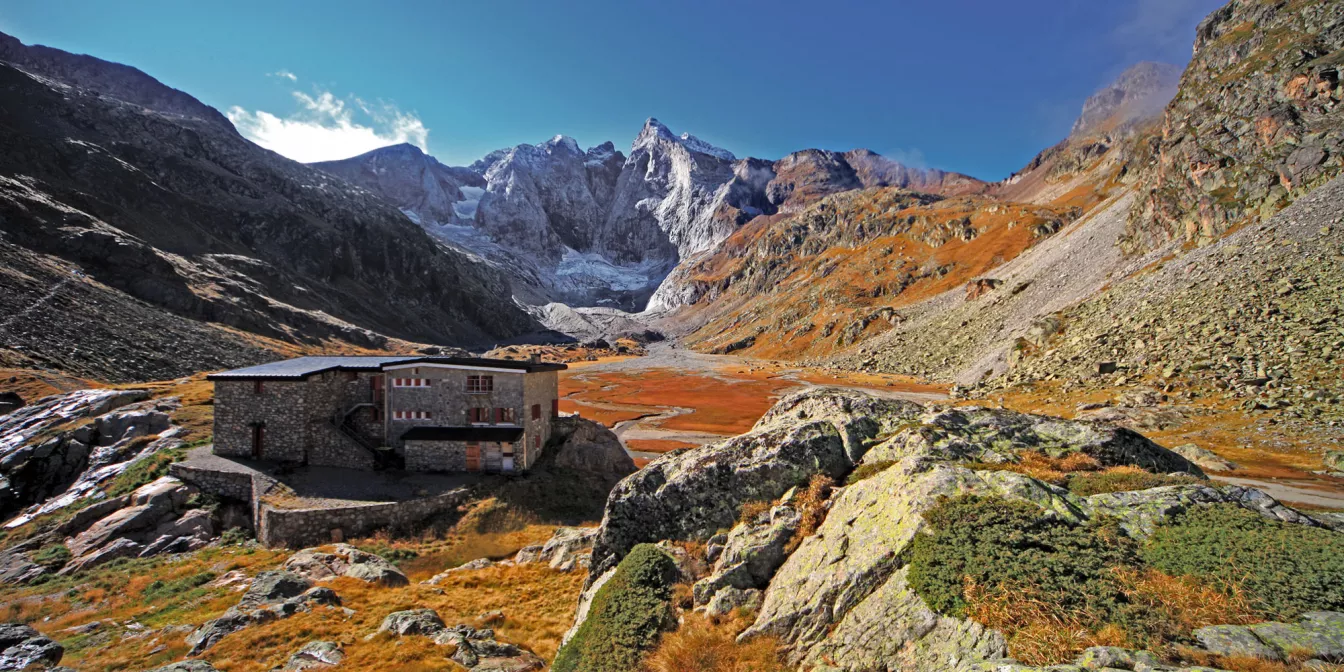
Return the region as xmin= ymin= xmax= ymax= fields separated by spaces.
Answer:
xmin=378 ymin=609 xmax=445 ymax=636
xmin=513 ymin=527 xmax=597 ymax=572
xmin=424 ymin=558 xmax=495 ymax=584
xmin=1083 ymin=483 xmax=1325 ymax=538
xmin=547 ymin=417 xmax=636 ymax=475
xmin=1170 ymin=443 xmax=1238 ymax=472
xmin=0 ymin=628 xmax=63 ymax=671
xmin=187 ymin=572 xmax=338 ymax=654
xmin=283 ymin=544 xmax=409 ymax=587
xmin=236 ymin=571 xmax=313 ymax=611
xmin=283 ymin=640 xmax=344 ymax=670
xmin=435 ymin=625 xmax=544 ymax=671
xmin=0 ymin=624 xmax=37 ymax=652
xmin=588 ymin=389 xmax=922 ymax=581
xmin=1325 ymin=450 xmax=1344 ymax=475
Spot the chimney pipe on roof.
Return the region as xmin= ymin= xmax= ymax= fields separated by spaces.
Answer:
xmin=529 ymin=353 xmax=540 ymax=363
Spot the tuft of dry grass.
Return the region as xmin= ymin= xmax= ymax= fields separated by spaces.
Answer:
xmin=968 ymin=450 xmax=1102 ymax=486
xmin=737 ymin=499 xmax=773 ymax=523
xmin=964 ymin=566 xmax=1268 ymax=666
xmin=642 ymin=611 xmax=788 ymax=672
xmin=964 ymin=576 xmax=1126 ymax=665
xmin=1112 ymin=566 xmax=1259 ymax=625
xmin=784 ymin=475 xmax=834 ymax=554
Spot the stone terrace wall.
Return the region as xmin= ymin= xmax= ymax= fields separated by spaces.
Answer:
xmin=169 ymin=463 xmax=255 ymax=501
xmin=257 ymin=488 xmax=469 ymax=548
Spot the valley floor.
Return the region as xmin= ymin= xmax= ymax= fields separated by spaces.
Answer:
xmin=560 ymin=345 xmax=1344 ymax=509
xmin=558 ymin=343 xmax=945 ymax=462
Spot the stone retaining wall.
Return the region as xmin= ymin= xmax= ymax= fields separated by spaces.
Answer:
xmin=257 ymin=489 xmax=468 ymax=548
xmin=169 ymin=463 xmax=255 ymax=502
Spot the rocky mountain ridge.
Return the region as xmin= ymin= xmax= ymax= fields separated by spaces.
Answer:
xmin=0 ymin=31 xmax=539 ymax=381
xmin=312 ymin=117 xmax=988 ymax=311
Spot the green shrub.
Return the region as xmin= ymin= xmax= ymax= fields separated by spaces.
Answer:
xmin=220 ymin=527 xmax=250 ymax=546
xmin=355 ymin=544 xmax=418 ymax=565
xmin=106 ymin=444 xmax=185 ymax=497
xmin=846 ymin=460 xmax=896 ymax=485
xmin=142 ymin=571 xmax=216 ymax=603
xmin=1141 ymin=504 xmax=1344 ymax=618
xmin=552 ymin=544 xmax=679 ymax=672
xmin=908 ymin=495 xmax=1140 ymax=619
xmin=32 ymin=543 xmax=71 ymax=570
xmin=1067 ymin=468 xmax=1202 ymax=496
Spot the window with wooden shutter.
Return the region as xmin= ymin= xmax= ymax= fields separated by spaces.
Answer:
xmin=465 ymin=443 xmax=481 ymax=471
xmin=531 ymin=404 xmax=541 ymax=420
xmin=552 ymin=399 xmax=559 ymax=417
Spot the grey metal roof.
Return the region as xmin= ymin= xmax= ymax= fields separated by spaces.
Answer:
xmin=401 ymin=425 xmax=525 ymax=442
xmin=207 ymin=355 xmax=567 ymax=380
xmin=206 ymin=356 xmax=418 ymax=380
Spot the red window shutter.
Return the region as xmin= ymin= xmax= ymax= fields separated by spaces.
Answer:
xmin=495 ymin=408 xmax=504 ymax=423
xmin=552 ymin=399 xmax=559 ymax=417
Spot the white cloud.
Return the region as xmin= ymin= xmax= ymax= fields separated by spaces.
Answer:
xmin=270 ymin=70 xmax=298 ymax=81
xmin=228 ymin=79 xmax=430 ymax=163
xmin=883 ymin=147 xmax=928 ymax=169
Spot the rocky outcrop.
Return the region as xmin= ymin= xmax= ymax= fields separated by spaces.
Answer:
xmin=1194 ymin=611 xmax=1344 ymax=663
xmin=569 ymin=388 xmax=1327 ymax=671
xmin=283 ymin=544 xmax=409 ymax=587
xmin=186 ymin=571 xmax=340 ymax=654
xmin=513 ymin=527 xmax=597 ymax=572
xmin=0 ymin=389 xmax=152 ymax=517
xmin=692 ymin=498 xmax=799 ymax=615
xmin=586 ymin=389 xmax=923 ymax=581
xmin=1126 ymin=0 xmax=1344 ymax=250
xmin=0 ymin=623 xmax=63 ymax=671
xmin=60 ymin=476 xmax=213 ymax=573
xmin=1071 ymin=62 xmax=1181 ymax=139
xmin=377 ymin=609 xmax=543 ymax=671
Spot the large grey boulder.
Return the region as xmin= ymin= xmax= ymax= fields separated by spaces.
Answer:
xmin=587 ymin=389 xmax=923 ymax=580
xmin=378 ymin=608 xmax=445 ymax=637
xmin=1083 ymin=483 xmax=1325 ymax=538
xmin=1170 ymin=443 xmax=1238 ymax=472
xmin=187 ymin=572 xmax=339 ymax=653
xmin=284 ymin=544 xmax=409 ymax=587
xmin=548 ymin=417 xmax=636 ymax=475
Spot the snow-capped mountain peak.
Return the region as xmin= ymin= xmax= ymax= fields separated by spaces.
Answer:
xmin=632 ymin=117 xmax=735 ymax=160
xmin=543 ymin=134 xmax=582 ymax=154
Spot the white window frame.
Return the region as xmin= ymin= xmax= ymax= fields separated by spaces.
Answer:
xmin=393 ymin=410 xmax=432 ymax=420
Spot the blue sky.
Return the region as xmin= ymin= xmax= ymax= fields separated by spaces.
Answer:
xmin=2 ymin=0 xmax=1223 ymax=179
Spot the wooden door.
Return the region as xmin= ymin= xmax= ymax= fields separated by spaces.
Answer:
xmin=251 ymin=424 xmax=265 ymax=459
xmin=465 ymin=443 xmax=481 ymax=471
